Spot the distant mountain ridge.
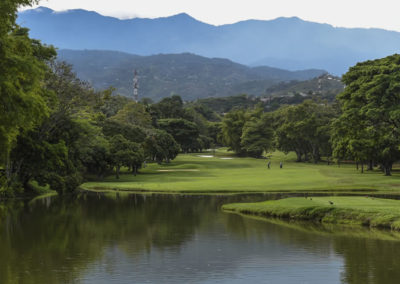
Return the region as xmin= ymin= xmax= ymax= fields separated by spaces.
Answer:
xmin=57 ymin=49 xmax=326 ymax=101
xmin=18 ymin=7 xmax=400 ymax=74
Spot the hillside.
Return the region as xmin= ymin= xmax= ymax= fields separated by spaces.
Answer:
xmin=18 ymin=7 xmax=400 ymax=74
xmin=265 ymin=74 xmax=344 ymax=97
xmin=57 ymin=50 xmax=326 ymax=101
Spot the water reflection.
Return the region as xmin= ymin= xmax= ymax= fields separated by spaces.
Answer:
xmin=0 ymin=193 xmax=399 ymax=283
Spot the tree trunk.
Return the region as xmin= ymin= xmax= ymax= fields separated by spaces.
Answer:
xmin=312 ymin=146 xmax=320 ymax=164
xmin=295 ymin=151 xmax=302 ymax=162
xmin=356 ymin=162 xmax=359 ymax=170
xmin=367 ymin=160 xmax=373 ymax=171
xmin=5 ymin=153 xmax=12 ymax=181
xmin=361 ymin=163 xmax=364 ymax=173
xmin=116 ymin=166 xmax=120 ymax=179
xmin=383 ymin=162 xmax=393 ymax=176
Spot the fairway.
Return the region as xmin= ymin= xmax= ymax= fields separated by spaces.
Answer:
xmin=222 ymin=196 xmax=400 ymax=230
xmin=82 ymin=150 xmax=400 ymax=194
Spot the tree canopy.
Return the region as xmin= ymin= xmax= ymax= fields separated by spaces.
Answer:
xmin=332 ymin=54 xmax=400 ymax=175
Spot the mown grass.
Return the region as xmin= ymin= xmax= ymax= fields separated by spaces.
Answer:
xmin=222 ymin=197 xmax=400 ymax=230
xmin=81 ymin=149 xmax=400 ymax=194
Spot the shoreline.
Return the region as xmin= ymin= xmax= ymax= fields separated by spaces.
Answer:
xmin=80 ymin=186 xmax=400 ymax=199
xmin=222 ymin=197 xmax=400 ymax=230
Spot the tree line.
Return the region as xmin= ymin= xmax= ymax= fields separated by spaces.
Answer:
xmin=221 ymin=54 xmax=400 ymax=176
xmin=1 ymin=56 xmax=221 ymax=195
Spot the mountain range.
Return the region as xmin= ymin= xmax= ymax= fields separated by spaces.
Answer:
xmin=18 ymin=7 xmax=400 ymax=75
xmin=57 ymin=50 xmax=327 ymax=101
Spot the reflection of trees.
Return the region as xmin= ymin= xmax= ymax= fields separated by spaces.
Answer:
xmin=0 ymin=193 xmax=209 ymax=284
xmin=223 ymin=212 xmax=336 ymax=252
xmin=224 ymin=213 xmax=400 ymax=284
xmin=334 ymin=238 xmax=400 ymax=284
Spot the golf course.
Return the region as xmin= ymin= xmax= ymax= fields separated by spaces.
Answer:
xmin=82 ymin=149 xmax=400 ymax=194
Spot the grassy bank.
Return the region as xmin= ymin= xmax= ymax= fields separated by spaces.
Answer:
xmin=81 ymin=150 xmax=400 ymax=194
xmin=222 ymin=197 xmax=400 ymax=230
xmin=238 ymin=214 xmax=400 ymax=241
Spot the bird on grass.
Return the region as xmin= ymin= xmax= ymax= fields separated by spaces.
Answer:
xmin=329 ymin=201 xmax=334 ymax=205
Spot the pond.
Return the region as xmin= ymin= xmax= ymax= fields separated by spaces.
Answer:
xmin=1 ymin=193 xmax=399 ymax=284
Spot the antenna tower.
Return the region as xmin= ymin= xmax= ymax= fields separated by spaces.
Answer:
xmin=133 ymin=69 xmax=139 ymax=102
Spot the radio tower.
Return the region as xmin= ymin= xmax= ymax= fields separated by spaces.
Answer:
xmin=133 ymin=69 xmax=139 ymax=102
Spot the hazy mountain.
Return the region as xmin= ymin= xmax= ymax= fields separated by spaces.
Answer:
xmin=58 ymin=49 xmax=326 ymax=101
xmin=18 ymin=7 xmax=400 ymax=74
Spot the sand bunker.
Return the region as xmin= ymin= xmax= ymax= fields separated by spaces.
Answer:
xmin=220 ymin=158 xmax=233 ymax=160
xmin=157 ymin=169 xmax=200 ymax=172
xmin=197 ymin=155 xmax=214 ymax=158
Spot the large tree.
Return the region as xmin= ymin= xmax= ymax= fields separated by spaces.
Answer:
xmin=6 ymin=62 xmax=106 ymax=194
xmin=158 ymin=118 xmax=199 ymax=152
xmin=144 ymin=129 xmax=180 ymax=163
xmin=109 ymin=135 xmax=144 ymax=179
xmin=274 ymin=100 xmax=335 ymax=163
xmin=0 ymin=0 xmax=56 ymax=166
xmin=332 ymin=54 xmax=400 ymax=175
xmin=241 ymin=112 xmax=274 ymax=158
xmin=220 ymin=109 xmax=247 ymax=155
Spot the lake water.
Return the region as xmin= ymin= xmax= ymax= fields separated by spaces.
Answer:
xmin=1 ymin=193 xmax=400 ymax=284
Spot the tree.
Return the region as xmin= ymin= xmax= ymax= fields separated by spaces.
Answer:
xmin=0 ymin=2 xmax=58 ymax=193
xmin=109 ymin=135 xmax=144 ymax=179
xmin=241 ymin=112 xmax=274 ymax=158
xmin=207 ymin=122 xmax=222 ymax=145
xmin=101 ymin=119 xmax=147 ymax=143
xmin=144 ymin=129 xmax=180 ymax=163
xmin=9 ymin=123 xmax=84 ymax=194
xmin=99 ymin=94 xmax=133 ymax=118
xmin=4 ymin=60 xmax=109 ymax=194
xmin=274 ymin=100 xmax=335 ymax=163
xmin=151 ymin=95 xmax=189 ymax=119
xmin=0 ymin=1 xmax=39 ymax=35
xmin=332 ymin=54 xmax=400 ymax=175
xmin=74 ymin=121 xmax=111 ymax=179
xmin=112 ymin=101 xmax=152 ymax=128
xmin=158 ymin=118 xmax=199 ymax=152
xmin=220 ymin=109 xmax=247 ymax=155
xmin=0 ymin=22 xmax=56 ymax=167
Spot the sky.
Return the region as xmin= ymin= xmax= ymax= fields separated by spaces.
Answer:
xmin=22 ymin=0 xmax=400 ymax=32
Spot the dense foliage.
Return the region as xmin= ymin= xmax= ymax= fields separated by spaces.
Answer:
xmin=220 ymin=100 xmax=335 ymax=160
xmin=332 ymin=55 xmax=400 ymax=175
